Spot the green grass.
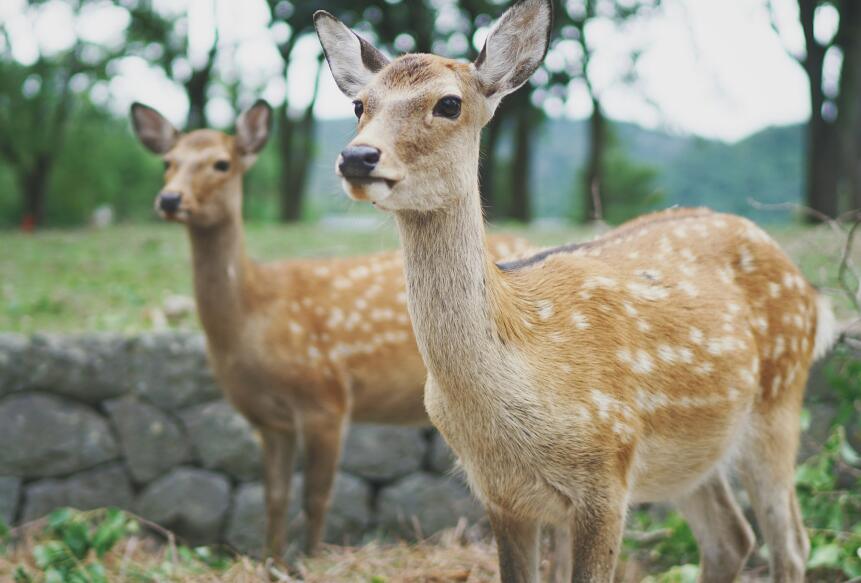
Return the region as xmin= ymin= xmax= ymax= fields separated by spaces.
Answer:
xmin=0 ymin=220 xmax=853 ymax=333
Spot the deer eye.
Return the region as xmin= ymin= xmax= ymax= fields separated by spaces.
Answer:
xmin=433 ymin=95 xmax=461 ymax=119
xmin=214 ymin=160 xmax=230 ymax=172
xmin=353 ymin=100 xmax=364 ymax=119
xmin=163 ymin=160 xmax=171 ymax=170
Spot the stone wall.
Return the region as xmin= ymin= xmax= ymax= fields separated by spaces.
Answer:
xmin=0 ymin=333 xmax=482 ymax=554
xmin=0 ymin=333 xmax=853 ymax=556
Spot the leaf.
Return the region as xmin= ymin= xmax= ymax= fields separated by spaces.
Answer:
xmin=47 ymin=507 xmax=73 ymax=533
xmin=13 ymin=566 xmax=33 ymax=583
xmin=62 ymin=519 xmax=91 ymax=560
xmin=808 ymin=543 xmax=842 ymax=569
xmin=840 ymin=437 xmax=861 ymax=467
xmin=92 ymin=508 xmax=129 ymax=557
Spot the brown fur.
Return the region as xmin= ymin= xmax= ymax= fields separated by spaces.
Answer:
xmin=131 ymin=105 xmax=532 ymax=560
xmin=317 ymin=1 xmax=832 ymax=579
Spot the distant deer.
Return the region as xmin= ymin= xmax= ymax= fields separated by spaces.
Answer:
xmin=129 ymin=101 xmax=531 ymax=560
xmin=316 ymin=1 xmax=838 ymax=581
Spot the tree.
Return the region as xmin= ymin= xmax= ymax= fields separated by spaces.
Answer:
xmin=124 ymin=0 xmax=219 ymax=130
xmin=768 ymin=0 xmax=861 ymax=217
xmin=0 ymin=1 xmax=117 ymax=228
xmin=553 ymin=0 xmax=660 ymax=223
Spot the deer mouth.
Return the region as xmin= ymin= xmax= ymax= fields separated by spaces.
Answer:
xmin=341 ymin=176 xmax=400 ymax=203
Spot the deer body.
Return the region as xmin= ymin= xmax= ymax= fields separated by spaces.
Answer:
xmin=316 ymin=1 xmax=837 ymax=580
xmin=130 ymin=103 xmax=530 ymax=559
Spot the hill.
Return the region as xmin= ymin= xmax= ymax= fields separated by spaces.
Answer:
xmin=308 ymin=118 xmax=804 ymax=222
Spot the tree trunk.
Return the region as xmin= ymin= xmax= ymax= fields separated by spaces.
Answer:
xmin=799 ymin=0 xmax=839 ymax=218
xmin=583 ymin=96 xmax=606 ymax=222
xmin=20 ymin=155 xmax=51 ymax=229
xmin=278 ymin=56 xmax=323 ymax=222
xmin=835 ymin=0 xmax=861 ymax=209
xmin=510 ymin=91 xmax=533 ymax=223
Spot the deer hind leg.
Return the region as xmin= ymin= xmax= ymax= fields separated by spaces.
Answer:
xmin=738 ymin=404 xmax=809 ymax=583
xmin=300 ymin=412 xmax=346 ymax=556
xmin=488 ymin=510 xmax=540 ymax=583
xmin=261 ymin=426 xmax=298 ymax=561
xmin=568 ymin=491 xmax=627 ymax=583
xmin=549 ymin=524 xmax=573 ymax=583
xmin=676 ymin=472 xmax=755 ymax=583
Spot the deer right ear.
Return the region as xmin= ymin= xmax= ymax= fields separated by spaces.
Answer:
xmin=130 ymin=103 xmax=179 ymax=154
xmin=474 ymin=0 xmax=553 ymax=110
xmin=314 ymin=11 xmax=389 ymax=98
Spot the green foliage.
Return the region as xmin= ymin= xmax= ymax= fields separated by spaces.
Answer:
xmin=15 ymin=507 xmax=137 ymax=583
xmin=6 ymin=508 xmax=237 ymax=583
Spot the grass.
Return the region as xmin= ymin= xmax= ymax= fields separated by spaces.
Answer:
xmin=0 ymin=219 xmax=856 ymax=333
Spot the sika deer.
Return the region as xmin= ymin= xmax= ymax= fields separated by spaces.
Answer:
xmin=316 ymin=2 xmax=838 ymax=581
xmin=130 ymin=101 xmax=531 ymax=559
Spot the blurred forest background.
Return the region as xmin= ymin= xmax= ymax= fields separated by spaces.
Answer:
xmin=2 ymin=0 xmax=860 ymax=229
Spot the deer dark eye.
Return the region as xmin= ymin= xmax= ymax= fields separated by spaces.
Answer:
xmin=214 ymin=160 xmax=230 ymax=172
xmin=433 ymin=95 xmax=461 ymax=119
xmin=353 ymin=100 xmax=364 ymax=119
xmin=163 ymin=160 xmax=171 ymax=170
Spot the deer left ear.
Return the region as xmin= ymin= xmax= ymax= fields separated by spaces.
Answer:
xmin=235 ymin=99 xmax=272 ymax=167
xmin=314 ymin=10 xmax=389 ymax=98
xmin=474 ymin=0 xmax=553 ymax=108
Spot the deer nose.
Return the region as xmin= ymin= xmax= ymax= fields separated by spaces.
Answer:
xmin=339 ymin=145 xmax=381 ymax=178
xmin=158 ymin=192 xmax=182 ymax=214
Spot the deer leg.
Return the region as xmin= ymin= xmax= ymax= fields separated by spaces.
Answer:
xmin=300 ymin=412 xmax=346 ymax=556
xmin=738 ymin=405 xmax=808 ymax=583
xmin=488 ymin=510 xmax=540 ymax=583
xmin=568 ymin=493 xmax=627 ymax=583
xmin=676 ymin=472 xmax=755 ymax=583
xmin=549 ymin=524 xmax=573 ymax=583
xmin=261 ymin=426 xmax=298 ymax=561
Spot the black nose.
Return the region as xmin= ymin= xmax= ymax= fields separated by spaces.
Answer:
xmin=339 ymin=145 xmax=381 ymax=178
xmin=158 ymin=192 xmax=182 ymax=214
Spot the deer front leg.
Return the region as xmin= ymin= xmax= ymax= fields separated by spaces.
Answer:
xmin=261 ymin=426 xmax=298 ymax=561
xmin=488 ymin=510 xmax=540 ymax=583
xmin=569 ymin=493 xmax=627 ymax=583
xmin=300 ymin=412 xmax=346 ymax=555
xmin=549 ymin=524 xmax=573 ymax=583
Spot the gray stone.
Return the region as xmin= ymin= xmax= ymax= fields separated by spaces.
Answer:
xmin=288 ymin=472 xmax=372 ymax=546
xmin=224 ymin=482 xmax=267 ymax=556
xmin=378 ymin=473 xmax=484 ymax=539
xmin=21 ymin=464 xmax=134 ymax=522
xmin=341 ymin=425 xmax=425 ymax=482
xmin=428 ymin=432 xmax=457 ymax=474
xmin=0 ymin=334 xmax=29 ymax=396
xmin=0 ymin=393 xmax=118 ymax=477
xmin=0 ymin=476 xmax=21 ymax=525
xmin=129 ymin=333 xmax=220 ymax=409
xmin=106 ymin=396 xmax=190 ymax=483
xmin=180 ymin=401 xmax=261 ymax=481
xmin=224 ymin=472 xmax=372 ymax=556
xmin=136 ymin=467 xmax=230 ymax=545
xmin=26 ymin=334 xmax=131 ymax=403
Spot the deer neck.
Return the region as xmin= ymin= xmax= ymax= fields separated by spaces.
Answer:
xmin=395 ymin=191 xmax=514 ymax=385
xmin=186 ymin=195 xmax=255 ymax=353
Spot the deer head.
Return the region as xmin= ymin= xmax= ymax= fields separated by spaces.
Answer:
xmin=314 ymin=0 xmax=552 ymax=212
xmin=130 ymin=100 xmax=272 ymax=226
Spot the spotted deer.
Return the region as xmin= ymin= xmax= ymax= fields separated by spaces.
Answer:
xmin=129 ymin=101 xmax=531 ymax=560
xmin=315 ymin=1 xmax=839 ymax=581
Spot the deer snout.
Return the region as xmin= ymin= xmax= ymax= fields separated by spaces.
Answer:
xmin=338 ymin=145 xmax=380 ymax=178
xmin=157 ymin=192 xmax=183 ymax=214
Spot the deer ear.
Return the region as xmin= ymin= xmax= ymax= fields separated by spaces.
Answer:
xmin=130 ymin=102 xmax=179 ymax=154
xmin=314 ymin=10 xmax=389 ymax=98
xmin=473 ymin=0 xmax=552 ymax=107
xmin=235 ymin=99 xmax=272 ymax=167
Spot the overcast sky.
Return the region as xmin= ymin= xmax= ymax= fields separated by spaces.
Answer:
xmin=0 ymin=0 xmax=840 ymax=142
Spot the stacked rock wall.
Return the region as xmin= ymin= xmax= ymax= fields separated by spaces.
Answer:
xmin=0 ymin=333 xmax=482 ymax=554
